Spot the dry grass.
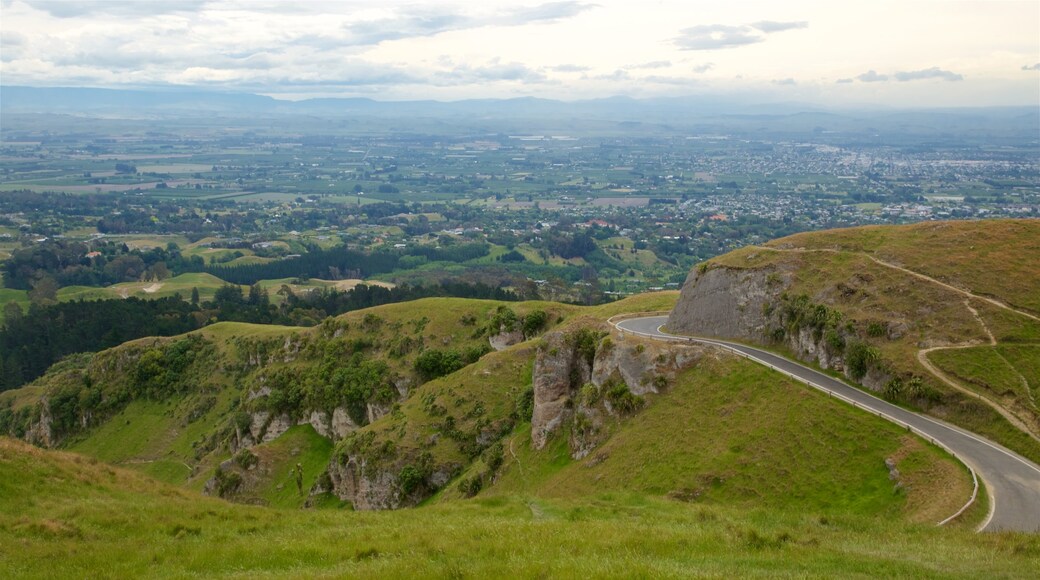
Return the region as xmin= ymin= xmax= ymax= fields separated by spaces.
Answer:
xmin=768 ymin=219 xmax=1040 ymax=314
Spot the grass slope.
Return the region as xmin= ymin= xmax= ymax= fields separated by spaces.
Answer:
xmin=2 ymin=438 xmax=1038 ymax=578
xmin=485 ymin=354 xmax=971 ymax=525
xmin=767 ymin=219 xmax=1040 ymax=313
xmin=704 ymin=221 xmax=1040 ymax=462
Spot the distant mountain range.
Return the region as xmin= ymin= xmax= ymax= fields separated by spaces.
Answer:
xmin=2 ymin=85 xmax=1037 ymax=142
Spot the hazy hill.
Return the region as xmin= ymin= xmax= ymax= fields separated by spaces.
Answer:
xmin=3 ymin=85 xmax=1037 ymax=142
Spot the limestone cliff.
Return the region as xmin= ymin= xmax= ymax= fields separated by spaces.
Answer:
xmin=667 ymin=265 xmax=779 ymax=340
xmin=667 ymin=263 xmax=892 ymax=392
xmin=531 ymin=326 xmax=704 ymax=458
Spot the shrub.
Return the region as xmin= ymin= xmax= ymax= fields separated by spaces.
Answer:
xmin=521 ymin=310 xmax=549 ymax=338
xmin=845 ymin=341 xmax=880 ymax=381
xmin=482 ymin=442 xmax=504 ymax=473
xmin=458 ymin=474 xmax=483 ymax=497
xmin=867 ymin=321 xmax=887 ymax=338
xmin=824 ymin=329 xmax=845 ymax=351
xmin=605 ymin=381 xmax=643 ymax=414
xmin=513 ymin=386 xmax=534 ymax=422
xmin=398 ymin=465 xmax=424 ymax=495
xmin=414 ymin=349 xmax=465 ymax=382
xmin=214 ymin=467 xmax=243 ymax=497
xmin=233 ymin=449 xmax=259 ymax=470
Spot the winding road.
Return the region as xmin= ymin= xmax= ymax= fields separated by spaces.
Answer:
xmin=615 ymin=315 xmax=1040 ymax=532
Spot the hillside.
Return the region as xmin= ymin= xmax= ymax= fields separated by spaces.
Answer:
xmin=668 ymin=219 xmax=1040 ymax=464
xmin=5 ymin=437 xmax=1039 ymax=577
xmin=0 ymin=286 xmax=991 ymax=523
xmin=0 ymin=296 xmax=583 ymax=501
xmin=2 ymin=286 xmax=981 ymax=517
xmin=4 ymin=220 xmax=1040 ymax=574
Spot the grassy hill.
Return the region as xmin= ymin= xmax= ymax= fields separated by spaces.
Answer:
xmin=683 ymin=219 xmax=1040 ymax=464
xmin=3 ymin=221 xmax=1039 ymax=575
xmin=768 ymin=219 xmax=1040 ymax=314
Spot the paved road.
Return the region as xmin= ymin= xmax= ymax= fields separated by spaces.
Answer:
xmin=616 ymin=316 xmax=1040 ymax=532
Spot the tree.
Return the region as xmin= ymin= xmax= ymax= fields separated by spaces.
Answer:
xmin=104 ymin=254 xmax=147 ymax=283
xmin=28 ymin=276 xmax=58 ymax=306
xmin=3 ymin=302 xmax=23 ymax=327
xmin=190 ymin=287 xmax=200 ymax=306
xmin=147 ymin=261 xmax=171 ymax=281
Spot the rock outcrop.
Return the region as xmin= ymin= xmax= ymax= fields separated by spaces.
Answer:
xmin=327 ymin=456 xmax=402 ymax=510
xmin=667 ymin=265 xmax=779 ymax=339
xmin=667 ymin=263 xmax=893 ymax=392
xmin=530 ymin=331 xmax=593 ymax=449
xmin=489 ymin=328 xmax=525 ymax=351
xmin=531 ymin=327 xmax=704 ymax=457
xmin=24 ymin=400 xmax=54 ymax=448
xmin=327 ymin=452 xmax=459 ymax=510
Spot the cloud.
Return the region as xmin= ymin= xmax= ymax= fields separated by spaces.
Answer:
xmin=642 ymin=75 xmax=701 ymax=86
xmin=340 ymin=11 xmax=470 ymax=47
xmin=856 ymin=70 xmax=888 ymax=82
xmin=628 ymin=60 xmax=671 ymax=70
xmin=592 ymin=69 xmax=630 ymax=81
xmin=691 ymin=63 xmax=714 ymax=73
xmin=335 ymin=2 xmax=596 ymax=47
xmin=674 ymin=24 xmax=763 ymax=50
xmin=1022 ymin=63 xmax=1040 ymax=71
xmin=1 ymin=30 xmax=26 ymax=46
xmin=851 ymin=67 xmax=963 ymax=83
xmin=772 ymin=78 xmax=797 ymax=86
xmin=551 ymin=64 xmax=590 ymax=72
xmin=835 ymin=78 xmax=853 ymax=84
xmin=750 ymin=20 xmax=808 ymax=33
xmin=22 ymin=0 xmax=211 ymax=17
xmin=893 ymin=67 xmax=963 ymax=82
xmin=674 ymin=20 xmax=807 ymax=51
xmin=499 ymin=1 xmax=596 ymax=25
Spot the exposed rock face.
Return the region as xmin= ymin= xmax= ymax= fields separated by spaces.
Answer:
xmin=326 ymin=455 xmax=458 ymax=510
xmin=328 ymin=456 xmax=401 ymax=510
xmin=331 ymin=408 xmax=359 ymax=439
xmin=667 ymin=264 xmax=892 ymax=392
xmin=489 ymin=328 xmax=525 ymax=351
xmin=366 ymin=403 xmax=391 ymax=425
xmin=531 ymin=328 xmax=704 ymax=457
xmin=24 ymin=400 xmax=54 ymax=448
xmin=592 ymin=338 xmax=701 ymax=397
xmin=667 ymin=266 xmax=778 ymax=339
xmin=530 ymin=331 xmax=591 ymax=449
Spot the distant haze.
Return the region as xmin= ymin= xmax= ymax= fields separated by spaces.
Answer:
xmin=0 ymin=0 xmax=1038 ymax=107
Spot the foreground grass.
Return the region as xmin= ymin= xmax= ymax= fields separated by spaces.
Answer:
xmin=2 ymin=439 xmax=1038 ymax=579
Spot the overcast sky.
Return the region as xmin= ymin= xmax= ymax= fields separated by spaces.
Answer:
xmin=1 ymin=0 xmax=1038 ymax=106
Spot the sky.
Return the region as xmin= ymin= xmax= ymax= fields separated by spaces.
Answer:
xmin=1 ymin=0 xmax=1038 ymax=106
